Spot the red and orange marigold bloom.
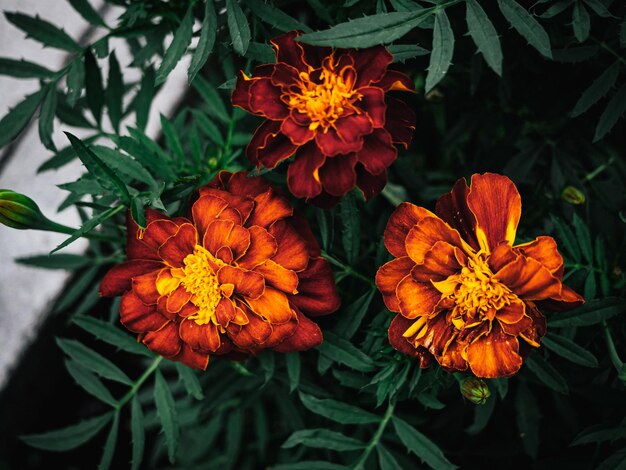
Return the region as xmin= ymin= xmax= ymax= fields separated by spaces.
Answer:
xmin=232 ymin=30 xmax=416 ymax=206
xmin=99 ymin=171 xmax=341 ymax=369
xmin=375 ymin=173 xmax=584 ymax=378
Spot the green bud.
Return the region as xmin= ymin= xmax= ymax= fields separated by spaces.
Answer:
xmin=561 ymin=186 xmax=586 ymax=205
xmin=0 ymin=189 xmax=49 ymax=230
xmin=207 ymin=157 xmax=219 ymax=169
xmin=460 ymin=377 xmax=491 ymax=405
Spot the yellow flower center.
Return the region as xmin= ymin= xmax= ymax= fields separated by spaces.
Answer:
xmin=286 ymin=56 xmax=360 ymax=132
xmin=181 ymin=245 xmax=225 ymax=326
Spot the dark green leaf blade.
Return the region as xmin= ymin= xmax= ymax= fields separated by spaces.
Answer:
xmin=542 ymin=332 xmax=599 ymax=367
xmin=188 ymin=0 xmax=217 ymax=83
xmin=282 ymin=429 xmax=365 ymax=451
xmin=156 ymin=6 xmax=194 ymax=85
xmin=84 ymin=49 xmax=104 ymax=124
xmin=0 ymin=57 xmax=53 ymax=78
xmin=16 ymin=253 xmax=89 ymax=270
xmin=317 ymin=332 xmax=375 ymax=372
xmin=20 ymin=413 xmax=112 ymax=451
xmin=72 ymin=315 xmax=152 ymax=356
xmin=226 ymin=0 xmax=251 ymax=55
xmin=154 ymin=369 xmax=180 ymax=464
xmin=0 ymin=90 xmax=44 ymax=148
xmin=377 ymin=444 xmax=402 ymax=470
xmin=571 ymin=61 xmax=619 ymax=117
xmin=175 ymin=362 xmax=204 ymax=400
xmin=69 ymin=0 xmax=107 ymax=27
xmin=525 ymin=354 xmax=569 ymax=394
xmin=245 ymin=0 xmax=312 ymax=33
xmin=299 ymin=392 xmax=380 ymax=424
xmin=392 ymin=417 xmax=457 ymax=469
xmin=425 ymin=10 xmax=455 ymax=93
xmin=98 ymin=413 xmax=119 ymax=470
xmin=285 ymin=353 xmax=301 ymax=393
xmin=5 ymin=12 xmax=81 ymax=52
xmin=594 ymin=84 xmax=626 ymax=142
xmin=65 ymin=360 xmax=117 ymax=406
xmin=39 ymin=85 xmax=57 ymax=150
xmin=130 ymin=396 xmax=145 ymax=470
xmin=572 ymin=1 xmax=590 ymax=42
xmin=466 ymin=0 xmax=503 ymax=75
xmin=548 ymin=297 xmax=624 ymax=327
xmin=66 ymin=58 xmax=85 ymax=107
xmin=497 ymin=0 xmax=552 ymax=58
xmin=106 ymin=52 xmax=123 ymax=133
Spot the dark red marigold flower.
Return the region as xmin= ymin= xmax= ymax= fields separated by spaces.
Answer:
xmin=232 ymin=30 xmax=416 ymax=206
xmin=100 ymin=171 xmax=341 ymax=369
xmin=375 ymin=173 xmax=584 ymax=378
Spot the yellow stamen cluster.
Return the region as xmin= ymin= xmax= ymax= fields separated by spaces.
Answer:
xmin=181 ymin=245 xmax=224 ymax=326
xmin=286 ymin=57 xmax=360 ymax=132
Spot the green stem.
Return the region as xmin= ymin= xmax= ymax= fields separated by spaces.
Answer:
xmin=353 ymin=400 xmax=396 ymax=469
xmin=584 ymin=155 xmax=616 ymax=182
xmin=591 ymin=37 xmax=626 ymax=67
xmin=115 ymin=356 xmax=163 ymax=410
xmin=602 ymin=320 xmax=624 ymax=373
xmin=43 ymin=219 xmax=119 ymax=242
xmin=321 ymin=251 xmax=376 ymax=287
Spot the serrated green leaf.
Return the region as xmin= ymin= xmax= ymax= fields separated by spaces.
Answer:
xmin=571 ymin=424 xmax=626 ymax=446
xmin=551 ymin=215 xmax=581 ymax=262
xmin=525 ymin=354 xmax=569 ymax=394
xmin=156 ymin=6 xmax=193 ymax=85
xmin=572 ymin=1 xmax=590 ymax=42
xmin=69 ymin=0 xmax=106 ymax=27
xmin=176 ymin=362 xmax=204 ymax=400
xmin=154 ymin=369 xmax=179 ymax=464
xmin=16 ymin=253 xmax=89 ymax=269
xmin=466 ymin=0 xmax=503 ymax=76
xmin=66 ymin=58 xmax=85 ymax=107
xmin=160 ymin=114 xmax=184 ymax=160
xmin=318 ymin=332 xmax=375 ymax=372
xmin=20 ymin=412 xmax=112 ymax=451
xmin=572 ymin=213 xmax=592 ymax=263
xmin=584 ymin=268 xmax=597 ymax=299
xmin=571 ymin=61 xmax=619 ymax=117
xmin=540 ymin=0 xmax=574 ymax=19
xmin=65 ymin=360 xmax=117 ymax=406
xmin=542 ymin=332 xmax=599 ymax=367
xmin=387 ymin=44 xmax=429 ymax=63
xmin=227 ymin=0 xmax=251 ymax=55
xmin=515 ymin=382 xmax=540 ymax=458
xmin=498 ymin=0 xmax=552 ymax=58
xmin=299 ymin=9 xmax=430 ymax=48
xmin=188 ymin=0 xmax=217 ymax=83
xmin=191 ymin=110 xmax=224 ymax=146
xmin=130 ymin=197 xmax=146 ymax=229
xmin=245 ymin=0 xmax=312 ymax=33
xmin=73 ymin=315 xmax=151 ymax=356
xmin=5 ymin=12 xmax=81 ymax=52
xmin=91 ymin=146 xmax=158 ymax=188
xmin=106 ymin=52 xmax=123 ymax=133
xmin=0 ymin=89 xmax=44 ymax=148
xmin=57 ymin=338 xmax=132 ymax=385
xmin=426 ymin=10 xmax=454 ymax=93
xmin=39 ymin=85 xmax=57 ymax=150
xmin=192 ymin=75 xmax=230 ymax=122
xmin=225 ymin=407 xmax=244 ymax=464
xmin=339 ymin=192 xmax=360 ymax=264
xmin=135 ymin=67 xmax=154 ymax=131
xmin=282 ymin=429 xmax=365 ymax=451
xmin=549 ymin=297 xmax=624 ymax=327
xmin=334 ymin=289 xmax=375 ymax=339
xmin=377 ymin=444 xmax=402 ymax=470
xmin=299 ymin=392 xmax=380 ymax=424
xmin=84 ymin=49 xmax=104 ymax=124
xmin=594 ymin=84 xmax=626 ymax=142
xmin=0 ymin=57 xmax=53 ymax=78
xmin=392 ymin=417 xmax=457 ymax=469
xmin=582 ymin=0 xmax=612 ymax=17
xmin=130 ymin=396 xmax=145 ymax=470
xmin=246 ymin=42 xmax=275 ymax=63
xmin=118 ymin=130 xmax=177 ymax=182
xmin=98 ymin=412 xmax=119 ymax=470
xmin=285 ymin=353 xmax=301 ymax=393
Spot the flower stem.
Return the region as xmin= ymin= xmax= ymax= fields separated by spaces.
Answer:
xmin=602 ymin=321 xmax=624 ymax=373
xmin=353 ymin=399 xmax=396 ymax=469
xmin=115 ymin=356 xmax=163 ymax=411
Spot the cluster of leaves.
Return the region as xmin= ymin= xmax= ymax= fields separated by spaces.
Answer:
xmin=1 ymin=0 xmax=625 ymax=468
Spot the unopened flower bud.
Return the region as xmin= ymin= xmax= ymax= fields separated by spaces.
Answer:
xmin=561 ymin=186 xmax=585 ymax=205
xmin=0 ymin=190 xmax=48 ymax=230
xmin=460 ymin=377 xmax=491 ymax=405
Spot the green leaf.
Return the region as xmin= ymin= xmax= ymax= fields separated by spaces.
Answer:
xmin=571 ymin=61 xmax=619 ymax=117
xmin=188 ymin=0 xmax=217 ymax=83
xmin=156 ymin=6 xmax=193 ymax=85
xmin=225 ymin=407 xmax=244 ymax=464
xmin=387 ymin=44 xmax=429 ymax=63
xmin=466 ymin=0 xmax=503 ymax=75
xmin=0 ymin=90 xmax=44 ymax=148
xmin=191 ymin=110 xmax=224 ymax=146
xmin=542 ymin=332 xmax=599 ymax=367
xmin=299 ymin=393 xmax=380 ymax=424
xmin=465 ymin=395 xmax=496 ymax=435
xmin=426 ymin=10 xmax=455 ymax=93
xmin=246 ymin=42 xmax=275 ymax=63
xmin=245 ymin=0 xmax=312 ymax=33
xmin=16 ymin=253 xmax=89 ymax=269
xmin=65 ymin=360 xmax=117 ymax=406
xmin=66 ymin=59 xmax=85 ymax=107
xmin=84 ymin=49 xmax=104 ymax=124
xmin=73 ymin=314 xmax=151 ymax=356
xmin=118 ymin=130 xmax=177 ymax=182
xmin=582 ymin=0 xmax=612 ymax=17
xmin=106 ymin=52 xmax=123 ymax=133
xmin=334 ymin=289 xmax=375 ymax=340
xmin=176 ymin=362 xmax=204 ymax=400
xmin=5 ymin=12 xmax=81 ymax=52
xmin=571 ymin=424 xmax=626 ymax=446
xmin=20 ymin=412 xmax=112 ymax=451
xmin=572 ymin=213 xmax=593 ymax=263
xmin=135 ymin=67 xmax=155 ymax=131
xmin=285 ymin=353 xmax=301 ymax=393
xmin=339 ymin=192 xmax=360 ymax=265
xmin=515 ymin=382 xmax=540 ymax=458
xmin=298 ymin=9 xmax=431 ymax=48
xmin=392 ymin=417 xmax=457 ymax=469
xmin=130 ymin=197 xmax=146 ymax=229
xmin=271 ymin=462 xmax=348 ymax=470
xmin=497 ymin=0 xmax=552 ymax=58
xmin=598 ymin=449 xmax=626 ymax=470
xmin=548 ymin=297 xmax=624 ymax=327
xmin=98 ymin=413 xmax=119 ymax=470
xmin=377 ymin=444 xmax=402 ymax=470
xmin=39 ymin=85 xmax=57 ymax=150
xmin=65 ymin=132 xmax=130 ymax=204
xmin=572 ymin=1 xmax=590 ymax=42
xmin=56 ymin=338 xmax=133 ymax=385
xmin=594 ymin=84 xmax=626 ymax=142
xmin=69 ymin=0 xmax=106 ymax=27
xmin=525 ymin=354 xmax=569 ymax=394
xmin=130 ymin=396 xmax=145 ymax=470
xmin=282 ymin=429 xmax=366 ymax=451
xmin=0 ymin=57 xmax=53 ymax=78
xmin=551 ymin=215 xmax=581 ymax=262
xmin=160 ymin=114 xmax=184 ymax=160
xmin=154 ymin=369 xmax=180 ymax=464
xmin=91 ymin=146 xmax=158 ymax=188
xmin=317 ymin=332 xmax=375 ymax=372
xmin=192 ymin=76 xmax=230 ymax=122
xmin=226 ymin=0 xmax=251 ymax=55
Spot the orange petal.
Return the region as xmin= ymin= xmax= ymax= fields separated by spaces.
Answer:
xmin=215 ymin=298 xmax=236 ymax=326
xmin=216 ymin=246 xmax=234 ymax=264
xmin=142 ymin=322 xmax=181 ymax=358
xmin=217 ymin=265 xmax=265 ymax=299
xmin=411 ymin=240 xmax=465 ymax=283
xmin=172 ymin=343 xmax=209 ymax=370
xmin=495 ymin=251 xmax=562 ymax=300
xmin=375 ymin=256 xmax=414 ymax=313
xmin=254 ymin=259 xmax=299 ymax=294
xmin=438 ymin=339 xmax=468 ymax=372
xmin=179 ymin=320 xmax=221 ymax=353
xmin=497 ymin=299 xmax=526 ymax=324
xmin=100 ymin=260 xmax=163 ymax=297
xmin=158 ymin=223 xmax=198 ymax=267
xmin=434 ymin=177 xmax=480 ymax=251
xmin=384 ymin=202 xmax=436 ymax=258
xmin=125 ymin=210 xmax=162 ymax=260
xmin=156 ymin=269 xmax=180 ymax=296
xmin=396 ymin=275 xmax=442 ymax=319
xmin=418 ymin=312 xmax=459 ymax=357
xmin=245 ymin=286 xmax=294 ymax=324
xmin=466 ymin=173 xmax=521 ymax=252
xmin=141 ymin=219 xmax=179 ymax=251
xmin=288 ymin=258 xmax=340 ymax=317
xmin=191 ymin=195 xmax=229 ymax=240
xmin=120 ymin=291 xmax=168 ymax=333
xmin=247 ymin=188 xmax=293 ymax=228
xmin=228 ymin=306 xmax=272 ymax=349
xmin=405 ymin=216 xmax=471 ymax=265
xmin=269 ymin=220 xmax=309 ymax=271
xmin=516 ymin=236 xmax=564 ymax=277
xmin=264 ymin=315 xmax=299 ymax=348
xmin=132 ymin=269 xmax=163 ymax=304
xmin=388 ymin=314 xmax=425 ymax=359
xmin=238 ymin=226 xmax=278 ymax=269
xmin=466 ymin=323 xmax=523 ymax=378
xmin=274 ymin=314 xmax=322 ymax=352
xmin=203 ymin=219 xmax=251 ymax=260
xmin=166 ymin=285 xmax=193 ymax=313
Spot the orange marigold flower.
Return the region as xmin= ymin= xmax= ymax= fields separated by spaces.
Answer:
xmin=232 ymin=30 xmax=416 ymax=207
xmin=375 ymin=173 xmax=584 ymax=378
xmin=99 ymin=171 xmax=341 ymax=369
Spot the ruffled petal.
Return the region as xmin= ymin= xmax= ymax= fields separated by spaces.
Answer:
xmin=466 ymin=323 xmax=523 ymax=378
xmin=384 ymin=202 xmax=437 ymax=258
xmin=132 ymin=268 xmax=163 ymax=304
xmin=374 ymin=69 xmax=415 ymax=92
xmin=158 ymin=223 xmax=198 ymax=268
xmin=516 ymin=236 xmax=564 ymax=278
xmin=287 ymin=144 xmax=325 ymax=199
xmin=384 ymin=96 xmax=415 ymax=149
xmin=389 ymin=315 xmax=424 ymax=359
xmin=281 ymin=114 xmax=315 ymax=145
xmin=248 ymin=77 xmax=289 ymax=119
xmin=218 ymin=171 xmax=271 ymax=199
xmin=246 ymin=286 xmax=294 ymax=324
xmin=357 ymin=87 xmax=386 ymax=127
xmin=396 ymin=275 xmax=442 ymax=319
xmin=269 ymin=219 xmax=310 ymax=271
xmin=263 ymin=316 xmax=299 ymax=348
xmin=270 ymin=31 xmax=308 ymax=72
xmin=318 ymin=153 xmax=358 ymax=197
xmin=142 ymin=322 xmax=181 ymax=358
xmin=237 ymin=225 xmax=278 ymax=269
xmin=100 ymin=260 xmax=163 ymax=297
xmin=247 ymin=188 xmax=293 ymax=228
xmin=288 ymin=258 xmax=340 ymax=317
xmin=179 ymin=320 xmax=221 ymax=353
xmin=435 ymin=177 xmax=480 ymax=251
xmin=191 ymin=195 xmax=229 ymax=241
xmin=356 ymin=128 xmax=396 ymax=175
xmin=125 ymin=210 xmax=161 ymax=260
xmin=120 ymin=291 xmax=169 ymax=333
xmin=247 ymin=120 xmax=296 ymax=168
xmin=355 ymin=165 xmax=387 ymax=201
xmin=141 ymin=219 xmax=180 ymax=251
xmin=274 ymin=314 xmax=323 ymax=352
xmin=494 ymin=249 xmax=563 ymax=300
xmin=228 ymin=306 xmax=272 ymax=349
xmin=375 ymin=257 xmax=414 ymax=313
xmin=405 ymin=216 xmax=471 ymax=265
xmin=350 ymin=47 xmax=393 ymax=88
xmin=166 ymin=285 xmax=192 ymax=313
xmin=172 ymin=343 xmax=209 ymax=370
xmin=254 ymin=259 xmax=299 ymax=294
xmin=217 ymin=265 xmax=265 ymax=299
xmin=315 ymin=114 xmax=373 ymax=156
xmin=232 ymin=70 xmax=256 ymax=112
xmin=411 ymin=241 xmax=465 ymax=283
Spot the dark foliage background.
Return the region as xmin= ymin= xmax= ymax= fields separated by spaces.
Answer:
xmin=0 ymin=0 xmax=625 ymax=468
